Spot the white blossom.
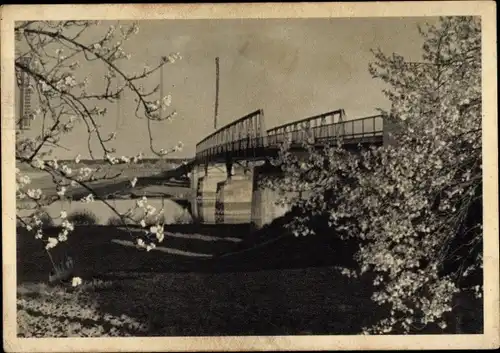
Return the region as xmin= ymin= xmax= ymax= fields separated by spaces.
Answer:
xmin=162 ymin=94 xmax=172 ymax=108
xmin=71 ymin=277 xmax=82 ymax=287
xmin=56 ymin=186 xmax=67 ymax=197
xmin=174 ymin=141 xmax=184 ymax=152
xmin=45 ymin=237 xmax=58 ymax=250
xmin=80 ymin=193 xmax=95 ymax=203
xmin=31 ymin=157 xmax=45 ymax=170
xmin=26 ymin=188 xmax=42 ymax=199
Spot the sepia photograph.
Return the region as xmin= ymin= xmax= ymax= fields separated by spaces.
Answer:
xmin=1 ymin=2 xmax=498 ymax=352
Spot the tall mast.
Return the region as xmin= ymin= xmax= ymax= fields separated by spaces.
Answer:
xmin=160 ymin=63 xmax=164 ymax=120
xmin=214 ymin=57 xmax=220 ymax=130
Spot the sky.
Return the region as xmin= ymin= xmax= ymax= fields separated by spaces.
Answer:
xmin=17 ymin=17 xmax=439 ymax=159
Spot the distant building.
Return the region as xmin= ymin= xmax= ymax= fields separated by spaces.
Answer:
xmin=15 ymin=31 xmax=34 ymax=131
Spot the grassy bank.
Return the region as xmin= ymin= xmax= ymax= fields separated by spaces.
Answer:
xmin=16 ymin=219 xmax=482 ymax=336
xmin=16 ymin=222 xmax=381 ymax=336
xmin=17 ymin=266 xmax=378 ymax=337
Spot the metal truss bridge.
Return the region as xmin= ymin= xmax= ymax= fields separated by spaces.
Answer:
xmin=194 ymin=109 xmax=385 ymax=165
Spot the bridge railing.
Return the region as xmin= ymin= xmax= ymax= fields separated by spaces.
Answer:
xmin=196 ymin=136 xmax=268 ymax=162
xmin=266 ymin=114 xmax=384 ymax=146
xmin=336 ymin=114 xmax=384 ymax=141
xmin=266 ymin=109 xmax=345 ymax=145
xmin=195 ymin=109 xmax=265 ymax=162
xmin=195 ymin=110 xmax=384 ymax=163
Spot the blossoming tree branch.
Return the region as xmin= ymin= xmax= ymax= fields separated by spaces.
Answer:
xmin=265 ymin=17 xmax=482 ymax=333
xmin=15 ymin=21 xmax=182 ymax=254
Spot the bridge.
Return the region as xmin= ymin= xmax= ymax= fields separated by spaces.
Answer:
xmin=195 ymin=109 xmax=384 ymax=166
xmin=186 ymin=108 xmax=388 ymax=228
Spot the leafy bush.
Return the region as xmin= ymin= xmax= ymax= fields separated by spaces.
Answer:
xmin=106 ymin=216 xmax=124 ymax=226
xmin=15 ymin=215 xmax=53 ymax=228
xmin=144 ymin=212 xmax=166 ymax=226
xmin=173 ymin=208 xmax=193 ymax=224
xmin=107 ymin=210 xmax=165 ymax=227
xmin=67 ymin=210 xmax=99 ymax=226
xmin=39 ymin=212 xmax=55 ymax=228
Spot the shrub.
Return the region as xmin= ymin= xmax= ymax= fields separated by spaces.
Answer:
xmin=144 ymin=212 xmax=166 ymax=226
xmin=67 ymin=210 xmax=99 ymax=226
xmin=39 ymin=212 xmax=55 ymax=228
xmin=106 ymin=216 xmax=124 ymax=226
xmin=173 ymin=208 xmax=193 ymax=224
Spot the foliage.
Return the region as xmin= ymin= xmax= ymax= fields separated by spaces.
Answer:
xmin=143 ymin=208 xmax=166 ymax=226
xmin=39 ymin=211 xmax=55 ymax=228
xmin=15 ymin=21 xmax=183 ymax=264
xmin=173 ymin=208 xmax=193 ymax=224
xmin=67 ymin=209 xmax=99 ymax=225
xmin=106 ymin=215 xmax=124 ymax=226
xmin=268 ymin=16 xmax=482 ymax=333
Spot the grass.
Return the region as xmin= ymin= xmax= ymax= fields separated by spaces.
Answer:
xmin=16 ymin=218 xmax=386 ymax=336
xmin=16 ymin=224 xmax=251 ymax=283
xmin=82 ymin=267 xmax=377 ymax=336
xmin=17 ymin=281 xmax=148 ymax=337
xmin=17 ymin=266 xmax=378 ymax=337
xmin=16 ymin=211 xmax=483 ymax=336
xmin=17 ymin=168 xmax=391 ymax=336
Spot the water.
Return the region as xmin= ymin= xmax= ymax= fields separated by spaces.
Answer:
xmin=17 ymin=198 xmax=192 ymax=226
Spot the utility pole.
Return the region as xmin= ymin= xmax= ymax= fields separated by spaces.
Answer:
xmin=214 ymin=57 xmax=220 ymax=130
xmin=160 ymin=63 xmax=164 ymax=120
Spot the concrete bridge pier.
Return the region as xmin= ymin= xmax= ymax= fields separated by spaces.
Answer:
xmin=250 ymin=161 xmax=300 ymax=230
xmin=196 ymin=163 xmax=229 ymax=224
xmin=189 ymin=165 xmax=203 ymax=220
xmin=215 ymin=164 xmax=254 ymax=224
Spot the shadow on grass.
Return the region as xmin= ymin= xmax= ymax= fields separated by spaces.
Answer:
xmin=90 ymin=267 xmax=380 ymax=336
xmin=17 ymin=208 xmax=384 ymax=335
xmin=16 ymin=208 xmax=483 ymax=335
xmin=16 ymin=209 xmax=360 ymax=280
